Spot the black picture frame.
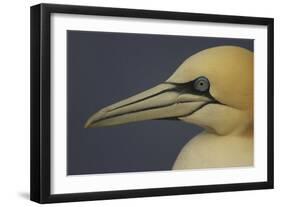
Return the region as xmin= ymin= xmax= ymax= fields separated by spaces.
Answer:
xmin=30 ymin=3 xmax=274 ymax=204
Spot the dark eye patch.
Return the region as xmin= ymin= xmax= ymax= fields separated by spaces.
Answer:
xmin=164 ymin=76 xmax=212 ymax=99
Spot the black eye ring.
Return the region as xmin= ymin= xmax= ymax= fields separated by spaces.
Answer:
xmin=193 ymin=77 xmax=210 ymax=92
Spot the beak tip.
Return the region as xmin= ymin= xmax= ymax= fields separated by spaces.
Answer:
xmin=84 ymin=117 xmax=95 ymax=128
xmin=85 ymin=109 xmax=110 ymax=128
xmin=84 ymin=122 xmax=91 ymax=128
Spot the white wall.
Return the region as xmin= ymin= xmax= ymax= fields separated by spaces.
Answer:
xmin=0 ymin=0 xmax=279 ymax=206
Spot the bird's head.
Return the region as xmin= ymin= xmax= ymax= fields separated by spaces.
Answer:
xmin=85 ymin=46 xmax=253 ymax=135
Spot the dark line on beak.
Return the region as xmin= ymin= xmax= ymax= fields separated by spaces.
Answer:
xmin=89 ymin=101 xmax=222 ymax=126
xmin=179 ymin=101 xmax=217 ymax=118
xmin=89 ymin=101 xmax=202 ymax=126
xmin=155 ymin=101 xmax=220 ymax=121
xmin=108 ymin=86 xmax=177 ymax=112
xmin=108 ymin=80 xmax=215 ymax=113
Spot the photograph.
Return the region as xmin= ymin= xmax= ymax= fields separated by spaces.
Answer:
xmin=68 ymin=31 xmax=254 ymax=175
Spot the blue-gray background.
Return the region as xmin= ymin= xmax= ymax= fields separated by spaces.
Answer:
xmin=67 ymin=31 xmax=253 ymax=175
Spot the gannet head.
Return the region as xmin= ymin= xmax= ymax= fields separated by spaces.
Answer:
xmin=85 ymin=46 xmax=253 ymax=135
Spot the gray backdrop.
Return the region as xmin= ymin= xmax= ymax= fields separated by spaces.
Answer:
xmin=67 ymin=31 xmax=253 ymax=175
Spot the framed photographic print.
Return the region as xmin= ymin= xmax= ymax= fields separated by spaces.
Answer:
xmin=30 ymin=3 xmax=274 ymax=203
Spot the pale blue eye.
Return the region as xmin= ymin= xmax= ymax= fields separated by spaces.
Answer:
xmin=193 ymin=77 xmax=210 ymax=92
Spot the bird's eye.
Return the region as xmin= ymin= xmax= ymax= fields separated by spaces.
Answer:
xmin=193 ymin=77 xmax=210 ymax=92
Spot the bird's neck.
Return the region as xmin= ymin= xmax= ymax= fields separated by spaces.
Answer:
xmin=210 ymin=121 xmax=253 ymax=137
xmin=172 ymin=125 xmax=253 ymax=170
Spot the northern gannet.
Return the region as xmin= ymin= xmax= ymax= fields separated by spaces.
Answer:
xmin=85 ymin=46 xmax=253 ymax=170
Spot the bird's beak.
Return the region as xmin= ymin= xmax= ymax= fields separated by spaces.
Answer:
xmin=85 ymin=82 xmax=212 ymax=128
